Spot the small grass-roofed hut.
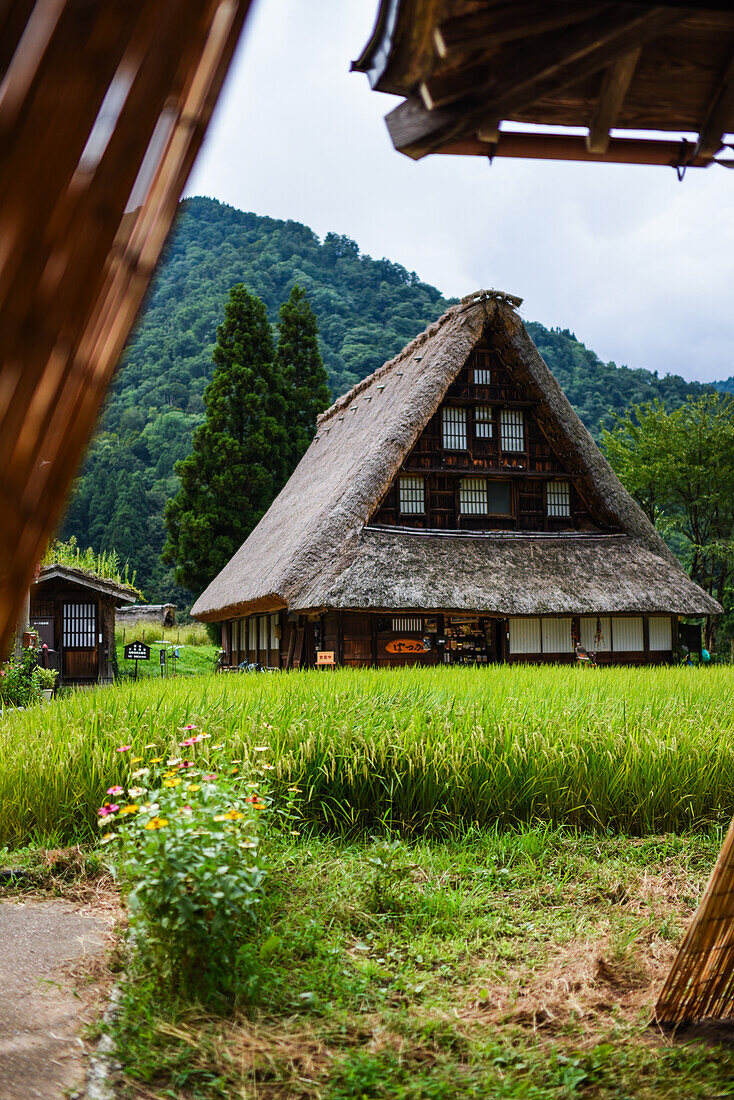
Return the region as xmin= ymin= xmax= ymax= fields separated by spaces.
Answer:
xmin=192 ymin=291 xmax=719 ymax=668
xmin=31 ymin=565 xmax=136 ymax=687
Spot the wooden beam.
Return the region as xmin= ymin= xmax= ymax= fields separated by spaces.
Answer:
xmin=393 ymin=7 xmax=684 ymax=158
xmin=695 ymin=52 xmax=734 ymax=158
xmin=434 ymin=2 xmax=600 ymax=60
xmin=586 ymin=47 xmax=641 ymax=154
xmin=440 ymin=129 xmax=717 ymax=167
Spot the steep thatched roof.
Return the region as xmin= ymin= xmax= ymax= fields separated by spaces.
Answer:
xmin=192 ymin=291 xmax=720 ymax=621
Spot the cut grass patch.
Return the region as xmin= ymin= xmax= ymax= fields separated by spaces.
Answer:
xmin=109 ymin=828 xmax=734 ymax=1100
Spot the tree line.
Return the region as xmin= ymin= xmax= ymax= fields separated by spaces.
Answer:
xmin=163 ymin=283 xmax=330 ymax=597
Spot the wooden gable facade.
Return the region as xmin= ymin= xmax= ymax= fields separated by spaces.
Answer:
xmin=372 ymin=339 xmax=598 ymax=535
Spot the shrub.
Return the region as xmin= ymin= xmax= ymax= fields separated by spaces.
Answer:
xmin=102 ymin=731 xmax=269 ymax=1000
xmin=0 ymin=648 xmax=42 ymax=708
xmin=35 ymin=667 xmax=58 ymax=691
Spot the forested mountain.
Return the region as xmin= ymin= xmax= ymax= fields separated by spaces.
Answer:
xmin=59 ymin=196 xmax=718 ymax=605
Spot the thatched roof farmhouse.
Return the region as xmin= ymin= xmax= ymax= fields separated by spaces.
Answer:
xmin=193 ymin=290 xmax=719 ymax=668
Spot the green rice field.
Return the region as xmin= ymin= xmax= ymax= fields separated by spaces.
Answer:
xmin=1 ymin=665 xmax=733 ymax=846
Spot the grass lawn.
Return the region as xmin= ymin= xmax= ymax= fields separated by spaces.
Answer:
xmin=114 ymin=640 xmax=218 ymax=679
xmin=108 ymin=827 xmax=734 ymax=1099
xmin=2 ymin=668 xmax=734 ymax=1096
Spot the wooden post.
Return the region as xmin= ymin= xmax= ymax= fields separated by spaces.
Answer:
xmin=13 ymin=588 xmax=31 ymax=661
xmin=371 ymin=614 xmax=378 ymax=669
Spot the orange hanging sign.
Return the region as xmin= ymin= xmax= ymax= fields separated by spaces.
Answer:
xmin=385 ymin=639 xmax=425 ymax=655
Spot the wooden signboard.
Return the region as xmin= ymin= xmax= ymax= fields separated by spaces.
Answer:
xmin=316 ymin=651 xmax=335 ymax=667
xmin=385 ymin=639 xmax=427 ymax=655
xmin=124 ymin=642 xmax=151 ymax=661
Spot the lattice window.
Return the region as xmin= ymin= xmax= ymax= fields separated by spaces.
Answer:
xmin=475 ymin=405 xmax=493 ymax=438
xmin=248 ymin=618 xmax=257 ymax=651
xmin=399 ymin=475 xmax=425 ymax=514
xmin=500 ymin=408 xmax=525 ymax=452
xmin=460 ymin=478 xmax=488 ymax=515
xmin=546 ymin=480 xmax=571 ymax=517
xmin=270 ymin=613 xmax=280 ymax=649
xmin=392 ymin=617 xmax=422 ymax=632
xmin=259 ymin=615 xmax=269 ymax=650
xmin=63 ymin=602 xmax=96 ymax=649
xmin=442 ymin=406 xmax=467 ymax=449
xmin=473 ymin=368 xmax=492 ymax=384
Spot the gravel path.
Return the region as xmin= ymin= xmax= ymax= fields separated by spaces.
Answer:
xmin=0 ymin=899 xmax=109 ymax=1099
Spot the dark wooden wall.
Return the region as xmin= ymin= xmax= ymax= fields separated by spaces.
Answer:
xmin=371 ymin=341 xmax=599 ymax=532
xmin=30 ymin=578 xmax=118 ymax=684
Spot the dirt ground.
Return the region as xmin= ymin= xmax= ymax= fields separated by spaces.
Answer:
xmin=0 ymin=896 xmax=114 ymax=1100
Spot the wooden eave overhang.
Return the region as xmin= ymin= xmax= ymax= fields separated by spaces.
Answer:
xmin=353 ymin=0 xmax=734 ymax=169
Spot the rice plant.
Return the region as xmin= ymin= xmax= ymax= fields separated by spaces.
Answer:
xmin=1 ymin=665 xmax=733 ymax=846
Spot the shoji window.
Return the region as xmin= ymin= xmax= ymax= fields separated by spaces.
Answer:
xmin=460 ymin=478 xmax=487 ymax=515
xmin=509 ymin=617 xmax=541 ymax=654
xmin=392 ymin=616 xmax=422 ymax=632
xmin=231 ymin=620 xmax=239 ymax=654
xmin=258 ymin=615 xmax=269 ymax=650
xmin=541 ymin=617 xmax=573 ymax=654
xmin=248 ymin=618 xmax=257 ymax=652
xmin=612 ymin=616 xmax=643 ymax=651
xmin=473 ymin=368 xmax=492 ymax=384
xmin=580 ymin=616 xmax=611 ymax=652
xmin=442 ymin=406 xmax=467 ymax=450
xmin=399 ymin=475 xmax=425 ymax=514
xmin=270 ymin=613 xmax=280 ymax=650
xmin=546 ymin=480 xmax=571 ymax=517
xmin=474 ymin=406 xmax=493 ymax=438
xmin=500 ymin=409 xmax=525 ymax=452
xmin=649 ymin=616 xmax=672 ymax=651
xmin=63 ymin=603 xmax=96 ymax=648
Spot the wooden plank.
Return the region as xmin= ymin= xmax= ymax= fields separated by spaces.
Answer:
xmin=695 ymin=50 xmax=734 ymax=157
xmin=0 ymin=1 xmax=251 ymax=656
xmin=586 ymin=46 xmax=641 ymax=153
xmin=392 ymin=7 xmax=685 ymax=158
xmin=434 ymin=3 xmax=599 ymax=59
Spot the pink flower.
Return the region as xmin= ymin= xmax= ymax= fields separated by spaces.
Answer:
xmin=182 ymin=724 xmax=196 ymax=730
xmin=179 ymin=760 xmax=194 ymax=769
xmin=116 ymin=745 xmax=132 ymax=754
xmin=98 ymin=803 xmax=119 ymax=817
xmin=202 ymin=773 xmax=217 ymax=781
xmin=107 ymin=786 xmax=124 ymax=796
xmin=179 ymin=737 xmax=197 ymax=747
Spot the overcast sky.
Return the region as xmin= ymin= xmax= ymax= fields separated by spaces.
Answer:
xmin=185 ymin=0 xmax=734 ymax=384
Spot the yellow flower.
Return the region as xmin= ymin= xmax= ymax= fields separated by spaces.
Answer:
xmin=186 ymin=784 xmax=201 ymax=792
xmin=150 ymin=756 xmax=164 ymax=764
xmin=224 ymin=810 xmax=243 ymax=820
xmin=230 ymin=767 xmax=239 ymax=774
xmin=144 ymin=817 xmax=168 ymax=830
xmin=163 ymin=769 xmax=178 ymax=778
xmin=163 ymin=778 xmax=182 ymax=788
xmin=131 ymin=756 xmax=143 ymax=763
xmin=100 ymin=832 xmax=118 ymax=844
xmin=118 ymin=804 xmax=139 ymax=815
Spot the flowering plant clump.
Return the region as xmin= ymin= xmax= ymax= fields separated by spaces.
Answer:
xmin=100 ymin=731 xmax=272 ymax=998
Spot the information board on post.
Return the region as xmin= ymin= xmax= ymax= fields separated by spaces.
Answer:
xmin=316 ymin=650 xmax=335 ymax=668
xmin=124 ymin=641 xmax=150 ymax=679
